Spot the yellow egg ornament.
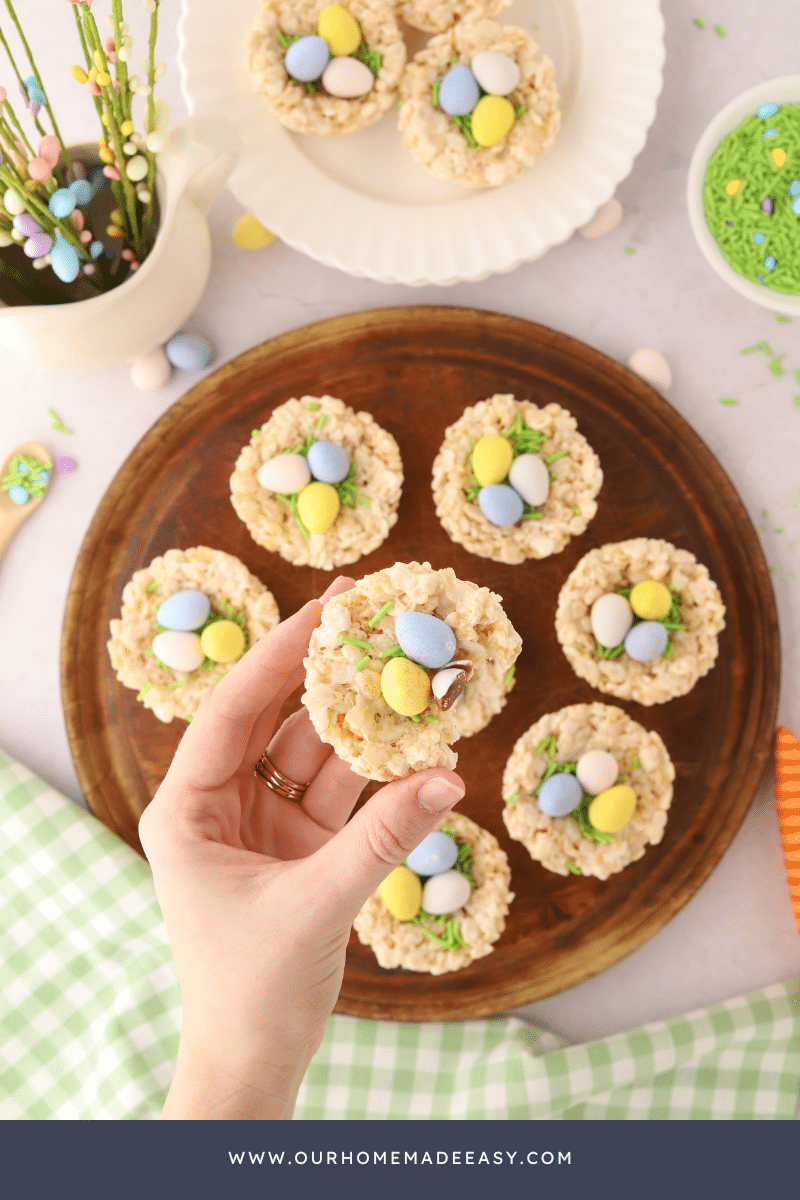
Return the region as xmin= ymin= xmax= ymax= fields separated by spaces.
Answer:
xmin=380 ymin=657 xmax=431 ymax=717
xmin=379 ymin=865 xmax=422 ymax=921
xmin=588 ymin=785 xmax=637 ymax=833
xmin=630 ymin=580 xmax=672 ymax=620
xmin=200 ymin=619 xmax=246 ymax=663
xmin=471 ymin=434 xmax=513 ymax=485
xmin=297 ymin=481 xmax=340 ymax=533
xmin=471 ymin=95 xmax=515 ymax=148
xmin=318 ymin=4 xmax=361 ymax=56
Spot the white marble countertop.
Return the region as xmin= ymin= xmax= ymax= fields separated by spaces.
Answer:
xmin=2 ymin=1 xmax=799 ymax=1051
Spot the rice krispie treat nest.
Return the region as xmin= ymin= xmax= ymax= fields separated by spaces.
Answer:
xmin=432 ymin=394 xmax=602 ymax=563
xmin=353 ymin=811 xmax=513 ymax=973
xmin=303 ymin=561 xmax=522 ymax=780
xmin=556 ymin=538 xmax=726 ymax=705
xmin=230 ymin=395 xmax=403 ymax=571
xmin=399 ymin=20 xmax=560 ymax=188
xmin=503 ymin=703 xmax=675 ymax=880
xmin=107 ymin=547 xmax=279 ymax=724
xmin=248 ymin=0 xmax=406 ymax=136
xmin=397 ymin=0 xmax=511 ymax=34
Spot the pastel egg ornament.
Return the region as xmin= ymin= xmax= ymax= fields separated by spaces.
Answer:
xmin=49 ymin=239 xmax=80 ymax=283
xmin=576 ymin=750 xmax=619 ymax=796
xmin=284 ymin=35 xmax=330 ymax=83
xmin=470 ymin=50 xmax=520 ymax=97
xmin=151 ymin=630 xmax=205 ymax=673
xmin=508 ymin=453 xmax=549 ymax=507
xmin=478 ymin=483 xmax=524 ymax=527
xmin=395 ymin=611 xmax=456 ymax=669
xmin=437 ymin=64 xmax=479 ymax=117
xmin=201 ymin=619 xmax=246 ymax=663
xmin=322 ymin=56 xmax=374 ymax=98
xmin=537 ymin=771 xmax=582 ymax=818
xmin=405 ymin=830 xmax=459 ymax=877
xmin=380 ymin=656 xmax=431 ymax=717
xmin=471 ymin=433 xmax=513 ymax=485
xmin=257 ymin=452 xmax=312 ymax=494
xmin=590 ymin=592 xmax=634 ymax=648
xmin=48 ymin=187 xmax=76 ymax=219
xmin=379 ymin=864 xmax=422 ymax=921
xmin=421 ymin=869 xmax=472 ymax=916
xmin=624 ymin=620 xmax=669 ymax=662
xmin=471 ymin=95 xmax=515 ymax=148
xmin=306 ymin=440 xmax=351 ymax=484
xmin=297 ymin=481 xmax=340 ymax=533
xmin=317 ymin=4 xmax=362 ymax=57
xmin=156 ymin=589 xmax=211 ymax=632
xmin=588 ymin=785 xmax=637 ymax=834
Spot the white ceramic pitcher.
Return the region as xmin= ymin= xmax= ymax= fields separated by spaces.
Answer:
xmin=0 ymin=114 xmax=240 ymax=372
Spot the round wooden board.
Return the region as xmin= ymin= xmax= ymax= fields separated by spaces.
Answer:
xmin=62 ymin=307 xmax=780 ymax=1021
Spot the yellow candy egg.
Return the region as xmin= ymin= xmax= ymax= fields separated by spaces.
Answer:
xmin=380 ymin=657 xmax=432 ymax=717
xmin=318 ymin=4 xmax=361 ymax=56
xmin=630 ymin=580 xmax=672 ymax=620
xmin=471 ymin=434 xmax=513 ymax=486
xmin=379 ymin=865 xmax=422 ymax=921
xmin=471 ymin=95 xmax=515 ymax=148
xmin=200 ymin=619 xmax=246 ymax=664
xmin=297 ymin=481 xmax=340 ymax=534
xmin=588 ymin=785 xmax=637 ymax=834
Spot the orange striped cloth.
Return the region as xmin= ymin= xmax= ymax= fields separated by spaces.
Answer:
xmin=775 ymin=727 xmax=800 ymax=936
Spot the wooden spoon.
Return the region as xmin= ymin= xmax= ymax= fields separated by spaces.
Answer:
xmin=0 ymin=441 xmax=52 ymax=560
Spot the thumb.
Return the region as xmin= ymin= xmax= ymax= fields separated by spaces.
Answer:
xmin=309 ymin=768 xmax=466 ymax=920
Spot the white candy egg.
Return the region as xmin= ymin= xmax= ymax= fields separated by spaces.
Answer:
xmin=590 ymin=592 xmax=634 ymax=648
xmin=470 ymin=50 xmax=520 ymax=96
xmin=322 ymin=56 xmax=375 ymax=98
xmin=576 ymin=749 xmax=619 ymax=795
xmin=508 ymin=453 xmax=550 ymax=507
xmin=421 ymin=869 xmax=472 ymax=916
xmin=628 ymin=347 xmax=672 ymax=391
xmin=152 ymin=630 xmax=205 ymax=673
xmin=578 ymin=196 xmax=623 ymax=239
xmin=257 ymin=452 xmax=312 ymax=494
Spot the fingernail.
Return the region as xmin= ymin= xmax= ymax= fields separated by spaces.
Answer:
xmin=319 ymin=576 xmax=355 ymax=604
xmin=417 ymin=777 xmax=465 ymax=813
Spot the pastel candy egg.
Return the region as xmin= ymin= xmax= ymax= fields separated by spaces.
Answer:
xmin=49 ymin=239 xmax=80 ymax=283
xmin=322 ymin=55 xmax=374 ymax=98
xmin=156 ymin=589 xmax=211 ymax=632
xmin=152 ymin=630 xmax=204 ymax=673
xmin=470 ymin=50 xmax=520 ymax=96
xmin=478 ymin=483 xmax=523 ymax=526
xmin=380 ymin=656 xmax=431 ymax=716
xmin=395 ymin=611 xmax=456 ymax=669
xmin=201 ymin=619 xmax=246 ymax=663
xmin=297 ymin=481 xmax=340 ymax=533
xmin=437 ymin=64 xmax=479 ymax=116
xmin=379 ymin=865 xmax=422 ymax=921
xmin=257 ymin=452 xmax=312 ymax=494
xmin=24 ymin=232 xmax=52 ymax=258
xmin=588 ymin=784 xmax=636 ymax=833
xmin=8 ymin=484 xmax=29 ymax=505
xmin=421 ymin=869 xmax=472 ymax=916
xmin=165 ymin=331 xmax=217 ymax=370
xmin=284 ymin=35 xmax=329 ymax=82
xmin=471 ymin=95 xmax=515 ymax=147
xmin=576 ymin=750 xmax=619 ymax=796
xmin=49 ymin=187 xmax=76 ymax=218
xmin=757 ymin=101 xmax=779 ymax=119
xmin=3 ymin=188 xmax=26 ymax=215
xmin=318 ymin=4 xmax=361 ymax=56
xmin=590 ymin=592 xmax=633 ymax=648
xmin=306 ymin=440 xmax=351 ymax=483
xmin=405 ymin=830 xmax=458 ymax=877
xmin=508 ymin=453 xmax=549 ymax=507
xmin=624 ymin=620 xmax=668 ymax=662
xmin=630 ymin=580 xmax=671 ymax=620
xmin=537 ymin=771 xmax=582 ymax=818
xmin=471 ymin=434 xmax=513 ymax=485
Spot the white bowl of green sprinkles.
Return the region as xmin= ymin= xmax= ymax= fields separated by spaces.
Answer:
xmin=687 ymin=76 xmax=800 ymax=316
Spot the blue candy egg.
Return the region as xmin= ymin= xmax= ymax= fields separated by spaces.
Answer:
xmin=752 ymin=232 xmax=766 ymax=244
xmin=37 ymin=470 xmax=49 ymax=484
xmin=437 ymin=64 xmax=480 ymax=116
xmin=756 ymin=101 xmax=779 ymax=119
xmin=156 ymin=589 xmax=211 ymax=632
xmin=49 ymin=239 xmax=80 ymax=283
xmin=284 ymin=35 xmax=329 ymax=83
xmin=69 ymin=179 xmax=93 ymax=206
xmin=538 ymin=772 xmax=583 ymax=818
xmin=395 ymin=611 xmax=457 ymax=669
xmin=165 ymin=331 xmax=217 ymax=370
xmin=8 ymin=484 xmax=29 ymax=505
xmin=789 ymin=180 xmax=800 ymax=196
xmin=307 ymin=440 xmax=351 ymax=484
xmin=792 ymin=197 xmax=800 ymax=216
xmin=624 ymin=620 xmax=668 ymax=662
xmin=765 ymin=254 xmax=777 ymax=270
xmin=405 ymin=831 xmax=458 ymax=877
xmin=478 ymin=483 xmax=524 ymax=526
xmin=49 ymin=188 xmax=76 ymax=219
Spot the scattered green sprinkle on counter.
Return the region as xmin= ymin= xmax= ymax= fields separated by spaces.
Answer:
xmin=775 ymin=313 xmax=790 ymax=322
xmin=721 ymin=397 xmax=740 ymax=405
xmin=624 ymin=246 xmax=635 ymax=254
xmin=693 ymin=17 xmax=705 ymax=28
xmin=769 ymin=354 xmax=785 ymax=375
xmin=714 ymin=23 xmax=726 ymax=35
xmin=794 ymin=396 xmax=800 ymax=410
xmin=47 ymin=407 xmax=72 ymax=433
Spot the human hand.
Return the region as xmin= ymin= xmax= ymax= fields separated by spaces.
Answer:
xmin=139 ymin=577 xmax=466 ymax=1120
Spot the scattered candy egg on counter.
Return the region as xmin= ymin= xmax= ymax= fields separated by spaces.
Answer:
xmin=470 ymin=50 xmax=520 ymax=96
xmin=379 ymin=864 xmax=422 ymax=920
xmin=395 ymin=611 xmax=456 ymax=670
xmin=578 ymin=196 xmax=623 ymax=239
xmin=49 ymin=239 xmax=80 ymax=283
xmin=152 ymin=630 xmax=205 ymax=673
xmin=623 ymin=620 xmax=668 ymax=662
xmin=576 ymin=750 xmax=619 ymax=796
xmin=257 ymin=452 xmax=312 ymax=494
xmin=538 ymin=771 xmax=583 ymax=818
xmin=284 ymin=35 xmax=330 ymax=82
xmin=437 ymin=63 xmax=480 ymax=116
xmin=318 ymin=4 xmax=362 ymax=56
xmin=322 ymin=55 xmax=374 ymax=97
xmin=422 ymin=869 xmax=472 ymax=916
xmin=380 ymin=656 xmax=431 ymax=717
xmin=165 ymin=331 xmax=217 ymax=370
xmin=405 ymin=830 xmax=459 ymax=877
xmin=156 ymin=589 xmax=211 ymax=632
xmin=588 ymin=784 xmax=636 ymax=833
xmin=297 ymin=480 xmax=340 ymax=533
xmin=200 ymin=619 xmax=246 ymax=663
xmin=630 ymin=580 xmax=672 ymax=620
xmin=590 ymin=592 xmax=634 ymax=648
xmin=478 ymin=482 xmax=524 ymax=526
xmin=628 ymin=347 xmax=672 ymax=391
xmin=471 ymin=433 xmax=513 ymax=485
xmin=232 ymin=213 xmax=276 ymax=250
xmin=306 ymin=439 xmax=351 ymax=484
xmin=431 ymin=666 xmax=467 ymax=710
xmin=130 ymin=346 xmax=172 ymax=391
xmin=8 ymin=484 xmax=29 ymax=505
xmin=471 ymin=95 xmax=515 ymax=148
xmin=55 ymin=456 xmax=77 ymax=474
xmin=48 ymin=188 xmax=76 ymax=219
xmin=508 ymin=452 xmax=549 ymax=507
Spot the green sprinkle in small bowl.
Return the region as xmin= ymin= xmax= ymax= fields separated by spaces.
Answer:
xmin=687 ymin=75 xmax=800 ymax=315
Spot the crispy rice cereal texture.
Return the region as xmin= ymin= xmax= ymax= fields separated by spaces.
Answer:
xmin=231 ymin=396 xmax=403 ymax=570
xmin=556 ymin=538 xmax=726 ymax=705
xmin=248 ymin=0 xmax=406 ymax=136
xmin=303 ymin=561 xmax=522 ymax=780
xmin=399 ymin=20 xmax=560 ymax=187
xmin=398 ymin=0 xmax=511 ymax=34
xmin=353 ymin=811 xmax=513 ymax=973
xmin=503 ymin=703 xmax=675 ymax=880
xmin=432 ymin=394 xmax=602 ymax=563
xmin=107 ymin=547 xmax=280 ymax=724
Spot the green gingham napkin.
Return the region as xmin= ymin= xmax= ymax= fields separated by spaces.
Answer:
xmin=1 ymin=748 xmax=799 ymax=1120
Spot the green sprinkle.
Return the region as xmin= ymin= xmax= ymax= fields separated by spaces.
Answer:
xmin=504 ymin=665 xmax=516 ymax=687
xmin=333 ymin=462 xmax=363 ymax=509
xmin=185 ymin=714 xmax=193 ymax=723
xmin=632 ymin=755 xmax=640 ymax=769
xmin=544 ymin=449 xmax=568 ymax=465
xmin=316 ymin=414 xmax=326 ymax=430
xmin=514 ymin=104 xmax=526 ymax=119
xmin=353 ymin=655 xmax=370 ymax=671
xmin=376 ymin=644 xmax=407 ymax=658
xmin=549 ymin=472 xmax=557 ymax=482
xmin=776 ymin=527 xmax=785 ymax=533
xmin=464 ymin=682 xmax=472 ymax=692
xmin=408 ymin=714 xmax=421 ymax=723
xmin=714 ymin=23 xmax=725 ymax=35
xmin=566 ymin=861 xmax=582 ymax=875
xmin=793 ymin=396 xmax=800 ymax=410
xmin=352 ymin=40 xmax=382 ymax=77
xmin=46 ymin=407 xmax=72 ymax=433
xmin=721 ymin=397 xmax=740 ymax=405
xmin=136 ymin=682 xmax=152 ymax=701
xmin=251 ymin=429 xmax=260 ymax=439
xmin=574 ymin=795 xmax=615 ymax=844
xmin=596 ymin=639 xmax=626 ymax=659
xmin=431 ymin=79 xmax=440 ymax=107
xmin=763 ymin=509 xmax=770 ymax=518
xmin=146 ymin=580 xmax=158 ymax=594
xmin=369 ymin=600 xmax=395 ymax=626
xmin=423 ymin=714 xmax=439 ymax=724
xmin=449 ymin=54 xmax=458 ymax=63
xmin=504 ymin=793 xmax=520 ymax=804
xmin=536 ymin=735 xmax=557 ymax=756
xmin=741 ymin=341 xmax=772 ymax=356
xmin=572 ymin=506 xmax=581 ymax=515
xmin=450 ymin=111 xmax=478 ymax=148
xmin=168 ymin=680 xmax=187 ymax=689
xmin=275 ymin=491 xmax=310 ymax=539
xmin=768 ymin=354 xmax=785 ymax=375
xmin=616 ymin=774 xmax=629 ymax=783
xmin=624 ymin=246 xmax=635 ymax=254
xmin=337 ymin=634 xmax=373 ymax=650
xmin=276 ymin=29 xmax=291 ymax=48
xmin=775 ymin=314 xmax=790 ymax=322
xmin=142 ymin=648 xmax=154 ymax=658
xmin=305 ymin=402 xmax=320 ymax=410
xmin=357 ymin=494 xmax=370 ymax=507
xmin=770 ymin=565 xmax=779 ymax=573
xmin=795 ymin=368 xmax=800 ymax=386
